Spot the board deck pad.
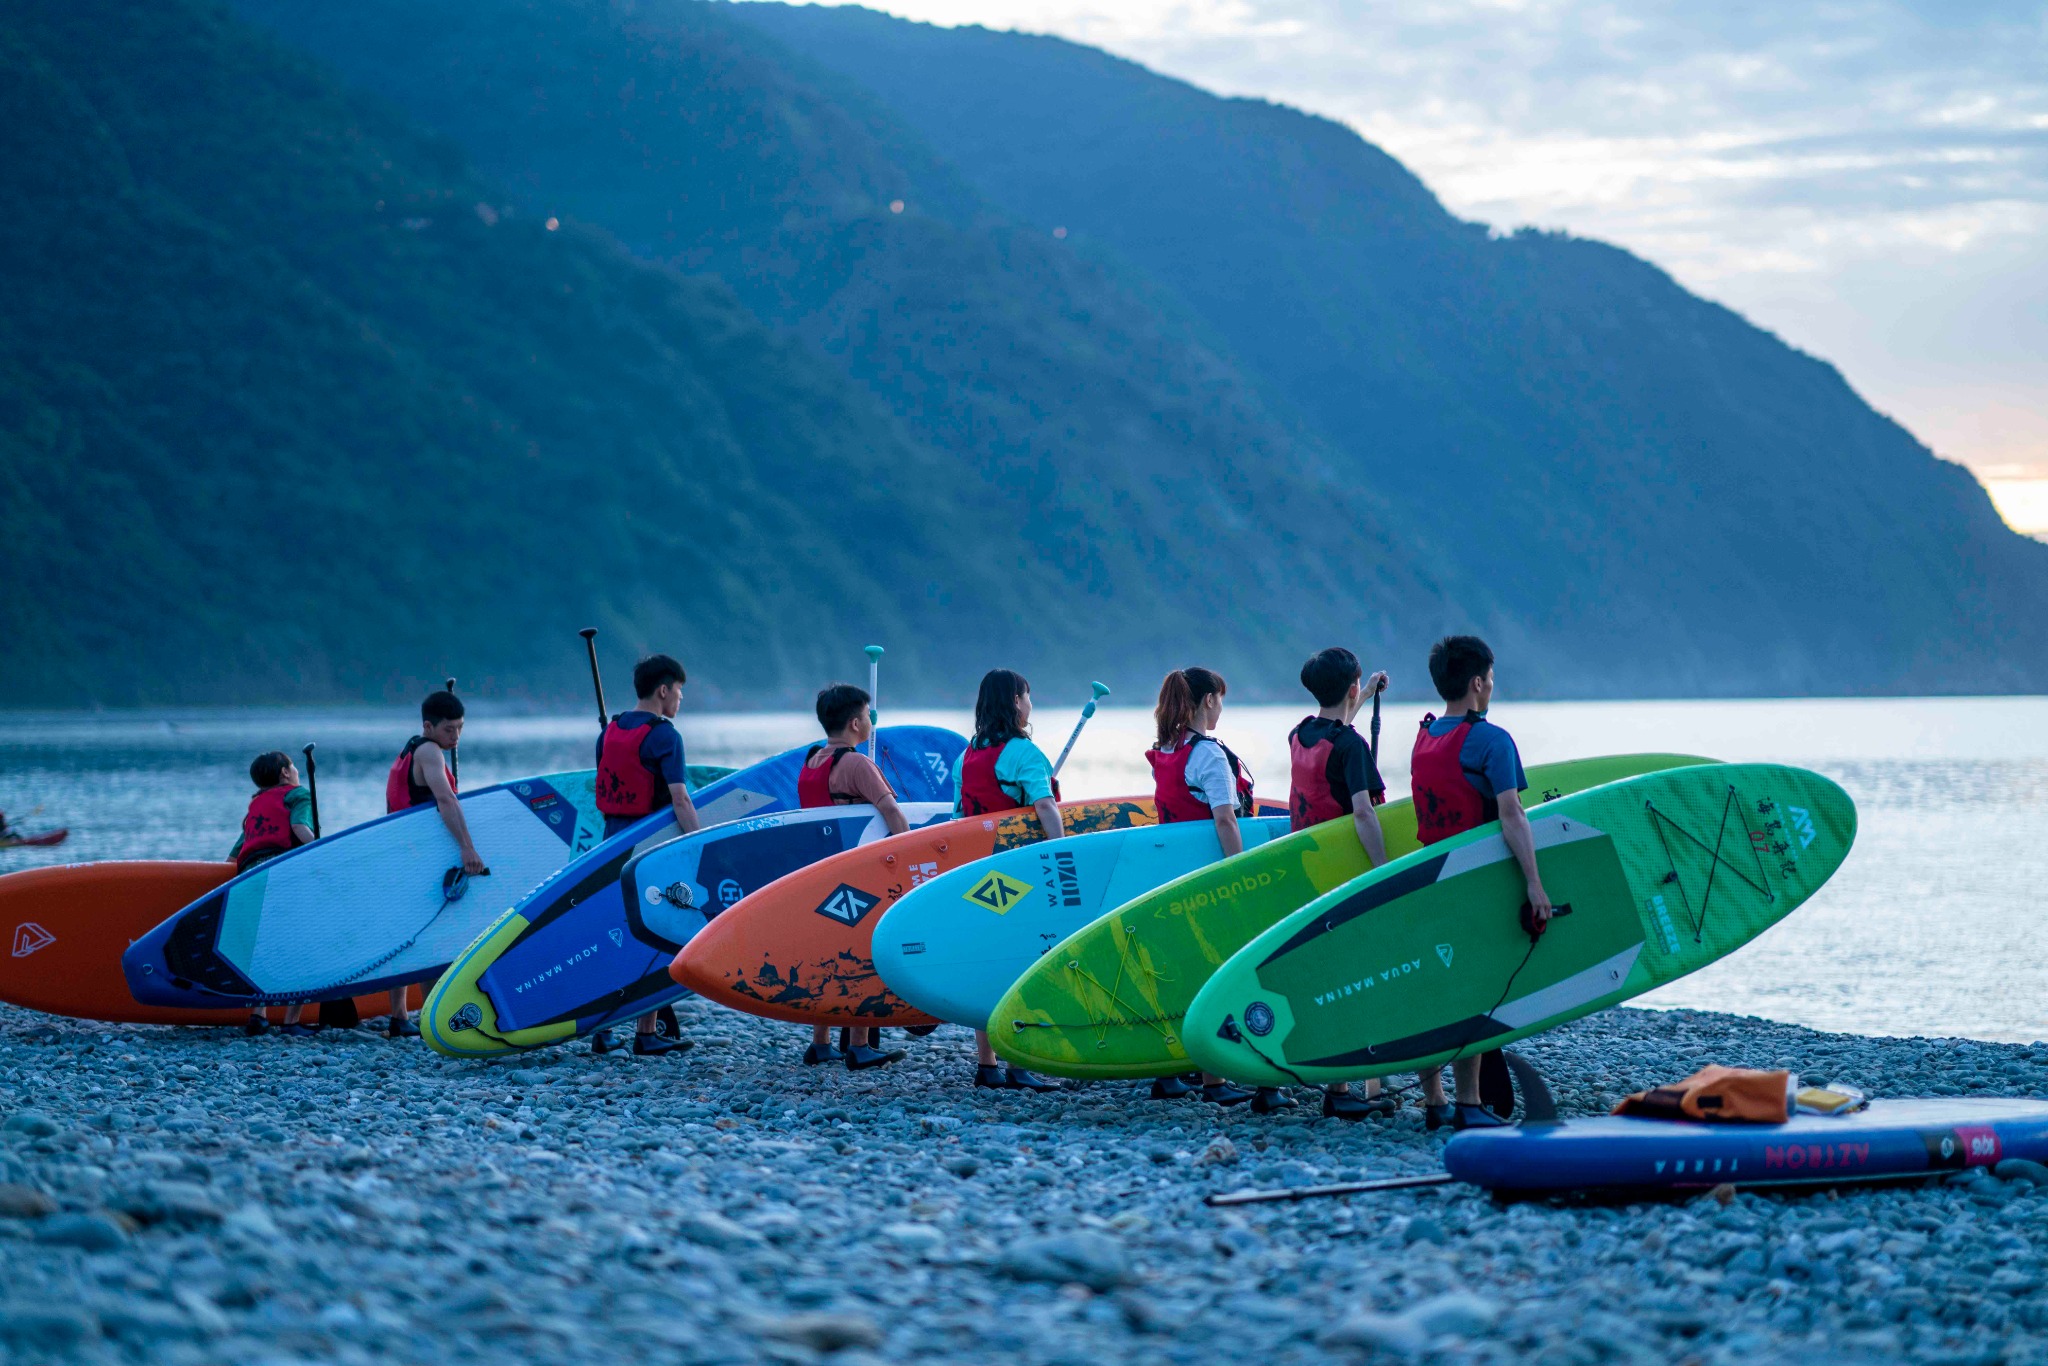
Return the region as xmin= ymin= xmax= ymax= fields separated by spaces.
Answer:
xmin=672 ymin=797 xmax=1216 ymax=1026
xmin=420 ymin=726 xmax=964 ymax=1053
xmin=1444 ymin=1099 xmax=2048 ymax=1193
xmin=122 ymin=755 xmax=814 ymax=1009
xmin=874 ymin=816 xmax=1291 ymax=1028
xmin=0 ymin=862 xmax=413 ymax=1026
xmin=990 ymin=755 xmax=1708 ymax=1078
xmin=423 ymin=802 xmax=952 ymax=1056
xmin=1183 ymin=763 xmax=1854 ymax=1085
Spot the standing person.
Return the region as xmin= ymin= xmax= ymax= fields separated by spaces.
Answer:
xmin=1144 ymin=668 xmax=1262 ymax=1108
xmin=1288 ymin=648 xmax=1404 ymax=1120
xmin=589 ymin=655 xmax=699 ymax=1059
xmin=1411 ymin=635 xmax=1551 ymax=1131
xmin=798 ymin=683 xmax=908 ymax=1071
xmin=230 ymin=751 xmax=318 ymax=1038
xmin=381 ymin=689 xmax=486 ymax=1040
xmin=953 ymin=669 xmax=1062 ymax=1092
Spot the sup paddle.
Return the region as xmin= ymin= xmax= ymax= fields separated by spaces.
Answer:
xmin=301 ymin=743 xmax=321 ymax=840
xmin=579 ymin=628 xmax=609 ymax=731
xmin=1050 ymin=681 xmax=1110 ymax=778
xmin=1205 ymin=1173 xmax=1454 ymax=1207
xmin=444 ymin=677 xmax=459 ymax=786
xmin=864 ymin=645 xmax=884 ymax=760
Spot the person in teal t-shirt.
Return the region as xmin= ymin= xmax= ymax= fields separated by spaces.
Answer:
xmin=229 ymin=751 xmax=317 ymax=1039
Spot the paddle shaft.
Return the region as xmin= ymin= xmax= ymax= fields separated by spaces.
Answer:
xmin=864 ymin=645 xmax=884 ymax=760
xmin=1050 ymin=682 xmax=1111 ymax=778
xmin=301 ymin=743 xmax=321 ymax=839
xmin=1205 ymin=1173 xmax=1454 ymax=1207
xmin=578 ymin=629 xmax=608 ymax=731
xmin=444 ymin=676 xmax=459 ymax=784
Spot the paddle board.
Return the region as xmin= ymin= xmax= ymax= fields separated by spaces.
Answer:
xmin=673 ymin=797 xmax=1284 ymax=1027
xmin=990 ymin=754 xmax=1707 ymax=1079
xmin=1184 ymin=763 xmax=1853 ymax=1085
xmin=0 ymin=862 xmax=413 ymax=1025
xmin=424 ymin=726 xmax=965 ymax=1044
xmin=1444 ymin=1099 xmax=2048 ymax=1193
xmin=423 ymin=801 xmax=952 ymax=1056
xmin=121 ymin=757 xmax=765 ymax=1010
xmin=874 ymin=816 xmax=1293 ymax=1028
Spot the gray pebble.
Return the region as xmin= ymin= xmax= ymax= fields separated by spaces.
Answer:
xmin=2 ymin=1111 xmax=58 ymax=1138
xmin=998 ymin=1232 xmax=1131 ymax=1290
xmin=0 ymin=1183 xmax=54 ymax=1219
xmin=35 ymin=1210 xmax=129 ymax=1251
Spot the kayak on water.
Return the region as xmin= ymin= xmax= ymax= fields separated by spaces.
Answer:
xmin=0 ymin=829 xmax=69 ymax=850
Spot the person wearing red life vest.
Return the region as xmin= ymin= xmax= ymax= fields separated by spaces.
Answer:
xmin=589 ymin=655 xmax=699 ymax=1058
xmin=230 ymin=750 xmax=318 ymax=1038
xmin=379 ymin=689 xmax=485 ymax=1039
xmin=1286 ymin=647 xmax=1405 ymax=1121
xmin=798 ymin=683 xmax=909 ymax=1071
xmin=1410 ymin=635 xmax=1552 ymax=1132
xmin=1144 ymin=667 xmax=1271 ymax=1110
xmin=950 ymin=670 xmax=1063 ymax=1093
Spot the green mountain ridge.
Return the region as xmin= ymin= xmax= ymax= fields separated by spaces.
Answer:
xmin=2 ymin=0 xmax=2041 ymax=707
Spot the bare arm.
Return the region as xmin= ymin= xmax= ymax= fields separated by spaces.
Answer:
xmin=1497 ymin=792 xmax=1553 ymax=929
xmin=667 ymin=783 xmax=701 ymax=837
xmin=875 ymin=792 xmax=909 ymax=837
xmin=421 ymin=748 xmax=487 ymax=875
xmin=1211 ymin=805 xmax=1244 ymax=858
xmin=1033 ymin=796 xmax=1066 ymax=840
xmin=1349 ymin=792 xmax=1388 ymax=867
xmin=290 ymin=822 xmax=315 ymax=848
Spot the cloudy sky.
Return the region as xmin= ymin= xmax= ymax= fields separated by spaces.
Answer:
xmin=761 ymin=0 xmax=2048 ymax=532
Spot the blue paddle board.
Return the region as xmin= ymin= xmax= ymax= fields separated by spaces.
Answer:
xmin=424 ymin=800 xmax=952 ymax=1055
xmin=421 ymin=726 xmax=963 ymax=1053
xmin=873 ymin=816 xmax=1292 ymax=1028
xmin=1444 ymin=1098 xmax=2048 ymax=1193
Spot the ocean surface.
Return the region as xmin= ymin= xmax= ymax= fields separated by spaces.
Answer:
xmin=1 ymin=696 xmax=2042 ymax=1044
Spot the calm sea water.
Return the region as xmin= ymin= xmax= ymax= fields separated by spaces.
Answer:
xmin=2 ymin=697 xmax=2042 ymax=1044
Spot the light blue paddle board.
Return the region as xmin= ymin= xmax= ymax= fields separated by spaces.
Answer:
xmin=872 ymin=816 xmax=1293 ymax=1028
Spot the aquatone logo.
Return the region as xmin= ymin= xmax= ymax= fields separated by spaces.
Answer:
xmin=1312 ymin=957 xmax=1424 ymax=1008
xmin=1038 ymin=849 xmax=1082 ymax=909
xmin=1165 ymin=867 xmax=1284 ymax=918
xmin=813 ymin=884 xmax=880 ymax=927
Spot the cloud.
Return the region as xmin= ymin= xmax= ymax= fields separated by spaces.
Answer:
xmin=753 ymin=0 xmax=2048 ymax=487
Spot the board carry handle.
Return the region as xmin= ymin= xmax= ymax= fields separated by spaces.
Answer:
xmin=578 ymin=628 xmax=609 ymax=731
xmin=1520 ymin=899 xmax=1574 ymax=940
xmin=301 ymin=743 xmax=321 ymax=840
xmin=1051 ymin=681 xmax=1111 ymax=778
xmin=864 ymin=645 xmax=884 ymax=760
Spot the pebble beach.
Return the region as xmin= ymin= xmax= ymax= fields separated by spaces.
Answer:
xmin=2 ymin=1000 xmax=2045 ymax=1365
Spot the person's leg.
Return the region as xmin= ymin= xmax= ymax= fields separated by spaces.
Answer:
xmin=1452 ymin=1057 xmax=1482 ymax=1105
xmin=386 ymin=989 xmax=419 ymax=1038
xmin=245 ymin=1008 xmax=267 ymax=1037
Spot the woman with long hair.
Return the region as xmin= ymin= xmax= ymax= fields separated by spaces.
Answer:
xmin=1143 ymin=667 xmax=1280 ymax=1112
xmin=952 ymin=669 xmax=1063 ymax=1092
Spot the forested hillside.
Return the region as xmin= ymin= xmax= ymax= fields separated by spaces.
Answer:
xmin=3 ymin=0 xmax=2042 ymax=706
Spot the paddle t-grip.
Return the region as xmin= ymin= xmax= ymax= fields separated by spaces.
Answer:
xmin=1050 ymin=681 xmax=1111 ymax=778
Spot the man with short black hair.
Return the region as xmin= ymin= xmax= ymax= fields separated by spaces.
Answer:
xmin=590 ymin=654 xmax=698 ymax=1058
xmin=382 ymin=689 xmax=488 ymax=1039
xmin=1411 ymin=634 xmax=1552 ymax=1130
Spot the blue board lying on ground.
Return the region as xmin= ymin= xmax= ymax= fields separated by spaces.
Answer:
xmin=1443 ymin=1099 xmax=2048 ymax=1194
xmin=420 ymin=725 xmax=964 ymax=1054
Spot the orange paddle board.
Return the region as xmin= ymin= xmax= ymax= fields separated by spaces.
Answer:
xmin=670 ymin=799 xmax=1169 ymax=1026
xmin=0 ymin=862 xmax=418 ymax=1026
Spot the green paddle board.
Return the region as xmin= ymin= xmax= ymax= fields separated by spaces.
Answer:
xmin=1184 ymin=762 xmax=1853 ymax=1085
xmin=990 ymin=753 xmax=1710 ymax=1079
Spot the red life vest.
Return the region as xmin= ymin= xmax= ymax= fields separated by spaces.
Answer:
xmin=1146 ymin=732 xmax=1254 ymax=824
xmin=798 ymin=746 xmax=856 ymax=808
xmin=1287 ymin=717 xmax=1385 ymax=832
xmin=238 ymin=785 xmax=300 ymax=869
xmin=385 ymin=736 xmax=454 ymax=814
xmin=1411 ymin=712 xmax=1495 ymax=846
xmin=958 ymin=739 xmax=1059 ymax=816
xmin=596 ymin=716 xmax=669 ymax=818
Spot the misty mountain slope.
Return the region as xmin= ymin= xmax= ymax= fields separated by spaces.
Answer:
xmin=0 ymin=0 xmax=1038 ymax=706
xmin=226 ymin=0 xmax=1496 ymax=688
xmin=732 ymin=1 xmax=2048 ymax=695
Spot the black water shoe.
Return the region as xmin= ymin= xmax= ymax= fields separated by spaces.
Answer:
xmin=846 ymin=1042 xmax=906 ymax=1070
xmin=1324 ymin=1089 xmax=1399 ymax=1121
xmin=973 ymin=1063 xmax=1011 ymax=1089
xmin=244 ymin=1015 xmax=268 ymax=1038
xmin=1251 ymin=1087 xmax=1297 ymax=1114
xmin=1006 ymin=1067 xmax=1060 ymax=1093
xmin=1200 ymin=1082 xmax=1255 ymax=1107
xmin=1150 ymin=1075 xmax=1200 ymax=1100
xmin=386 ymin=1016 xmax=421 ymax=1040
xmin=1452 ymin=1102 xmax=1510 ymax=1131
xmin=633 ymin=1032 xmax=692 ymax=1058
xmin=802 ymin=1042 xmax=844 ymax=1066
